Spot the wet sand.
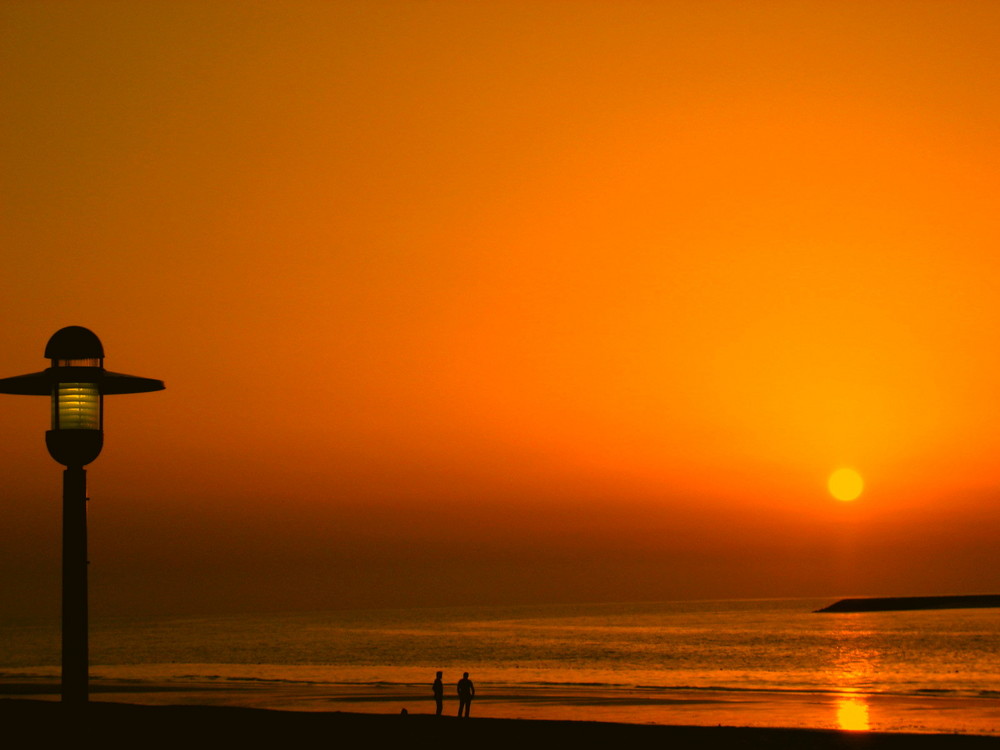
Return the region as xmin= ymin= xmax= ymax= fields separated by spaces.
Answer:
xmin=3 ymin=699 xmax=998 ymax=749
xmin=3 ymin=676 xmax=999 ymax=736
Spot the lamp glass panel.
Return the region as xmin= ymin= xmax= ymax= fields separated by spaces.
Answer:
xmin=53 ymin=383 xmax=101 ymax=430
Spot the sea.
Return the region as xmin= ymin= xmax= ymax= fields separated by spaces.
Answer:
xmin=1 ymin=598 xmax=998 ymax=735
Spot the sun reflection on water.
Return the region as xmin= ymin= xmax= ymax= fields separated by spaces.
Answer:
xmin=836 ymin=694 xmax=870 ymax=731
xmin=830 ymin=618 xmax=878 ymax=732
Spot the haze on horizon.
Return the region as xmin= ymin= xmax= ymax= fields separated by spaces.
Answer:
xmin=3 ymin=1 xmax=1000 ymax=618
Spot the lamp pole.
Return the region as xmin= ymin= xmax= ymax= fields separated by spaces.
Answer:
xmin=0 ymin=326 xmax=164 ymax=703
xmin=62 ymin=463 xmax=88 ymax=703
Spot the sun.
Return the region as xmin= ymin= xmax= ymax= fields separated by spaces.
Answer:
xmin=828 ymin=468 xmax=864 ymax=502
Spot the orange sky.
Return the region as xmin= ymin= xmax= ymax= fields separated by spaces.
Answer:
xmin=3 ymin=1 xmax=1000 ymax=617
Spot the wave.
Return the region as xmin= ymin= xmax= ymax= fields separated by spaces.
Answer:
xmin=2 ymin=667 xmax=993 ymax=703
xmin=130 ymin=674 xmax=992 ymax=701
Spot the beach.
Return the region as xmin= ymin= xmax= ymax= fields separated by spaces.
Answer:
xmin=2 ymin=674 xmax=999 ymax=741
xmin=3 ymin=699 xmax=998 ymax=749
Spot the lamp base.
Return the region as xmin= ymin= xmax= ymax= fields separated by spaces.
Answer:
xmin=46 ymin=431 xmax=103 ymax=467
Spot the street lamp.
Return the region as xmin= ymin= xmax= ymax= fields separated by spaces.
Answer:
xmin=0 ymin=326 xmax=164 ymax=704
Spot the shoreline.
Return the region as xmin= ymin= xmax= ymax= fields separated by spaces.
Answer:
xmin=2 ymin=676 xmax=998 ymax=737
xmin=3 ymin=699 xmax=998 ymax=748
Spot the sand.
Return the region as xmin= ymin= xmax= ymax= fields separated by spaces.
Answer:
xmin=4 ymin=699 xmax=998 ymax=749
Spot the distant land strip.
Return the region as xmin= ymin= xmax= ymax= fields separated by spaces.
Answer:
xmin=816 ymin=594 xmax=1000 ymax=613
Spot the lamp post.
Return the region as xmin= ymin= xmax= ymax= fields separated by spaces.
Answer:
xmin=0 ymin=326 xmax=163 ymax=704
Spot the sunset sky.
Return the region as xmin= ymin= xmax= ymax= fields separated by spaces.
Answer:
xmin=3 ymin=1 xmax=1000 ymax=618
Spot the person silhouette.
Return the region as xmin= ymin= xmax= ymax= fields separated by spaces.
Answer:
xmin=432 ymin=671 xmax=444 ymax=715
xmin=457 ymin=671 xmax=475 ymax=718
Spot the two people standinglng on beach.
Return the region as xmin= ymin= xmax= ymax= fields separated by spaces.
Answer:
xmin=432 ymin=671 xmax=475 ymax=717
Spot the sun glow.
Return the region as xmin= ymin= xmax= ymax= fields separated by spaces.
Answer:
xmin=828 ymin=468 xmax=864 ymax=502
